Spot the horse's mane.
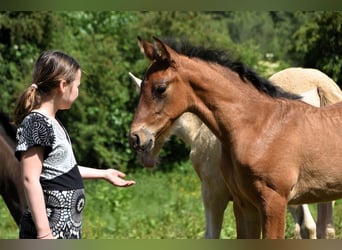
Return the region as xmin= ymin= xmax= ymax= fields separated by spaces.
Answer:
xmin=164 ymin=38 xmax=301 ymax=100
xmin=0 ymin=110 xmax=16 ymax=141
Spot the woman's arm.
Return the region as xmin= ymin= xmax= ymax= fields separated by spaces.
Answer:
xmin=20 ymin=146 xmax=54 ymax=239
xmin=78 ymin=166 xmax=136 ymax=187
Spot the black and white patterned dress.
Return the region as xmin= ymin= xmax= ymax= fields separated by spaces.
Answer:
xmin=15 ymin=112 xmax=85 ymax=239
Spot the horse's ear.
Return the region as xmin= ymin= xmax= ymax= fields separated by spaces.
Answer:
xmin=153 ymin=36 xmax=171 ymax=62
xmin=137 ymin=36 xmax=173 ymax=63
xmin=128 ymin=72 xmax=142 ymax=89
xmin=137 ymin=36 xmax=155 ymax=61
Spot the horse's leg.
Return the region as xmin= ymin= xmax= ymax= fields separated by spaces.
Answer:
xmin=192 ymin=152 xmax=232 ymax=238
xmin=317 ymin=201 xmax=335 ymax=239
xmin=301 ymin=204 xmax=317 ymax=239
xmin=288 ymin=204 xmax=317 ymax=239
xmin=233 ymin=202 xmax=261 ymax=238
xmin=194 ymin=141 xmax=232 ymax=239
xmin=301 ymin=205 xmax=317 ymax=239
xmin=260 ymin=188 xmax=288 ymax=239
xmin=201 ymin=180 xmax=231 ymax=238
xmin=220 ymin=149 xmax=262 ymax=238
xmin=287 ymin=205 xmax=303 ymax=239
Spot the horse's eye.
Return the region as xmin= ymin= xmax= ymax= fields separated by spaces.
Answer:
xmin=155 ymin=85 xmax=167 ymax=96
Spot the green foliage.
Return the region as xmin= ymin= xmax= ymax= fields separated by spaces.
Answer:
xmin=0 ymin=201 xmax=18 ymax=238
xmin=291 ymin=11 xmax=342 ymax=85
xmin=0 ymin=11 xmax=54 ymax=114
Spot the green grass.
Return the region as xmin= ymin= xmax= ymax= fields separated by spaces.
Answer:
xmin=1 ymin=162 xmax=342 ymax=239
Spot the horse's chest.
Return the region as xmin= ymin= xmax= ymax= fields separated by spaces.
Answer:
xmin=222 ymin=130 xmax=300 ymax=196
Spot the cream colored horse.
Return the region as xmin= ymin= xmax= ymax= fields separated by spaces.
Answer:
xmin=129 ymin=67 xmax=340 ymax=239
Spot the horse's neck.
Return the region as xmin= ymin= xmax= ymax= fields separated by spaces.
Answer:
xmin=0 ymin=126 xmax=15 ymax=149
xmin=172 ymin=113 xmax=203 ymax=145
xmin=186 ymin=63 xmax=275 ymax=142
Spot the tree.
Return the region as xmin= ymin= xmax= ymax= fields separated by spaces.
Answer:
xmin=290 ymin=11 xmax=342 ymax=85
xmin=0 ymin=11 xmax=56 ymax=114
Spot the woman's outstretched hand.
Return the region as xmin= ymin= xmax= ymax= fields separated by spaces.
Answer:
xmin=104 ymin=168 xmax=136 ymax=187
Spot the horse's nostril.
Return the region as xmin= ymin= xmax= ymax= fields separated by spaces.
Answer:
xmin=147 ymin=139 xmax=153 ymax=150
xmin=130 ymin=133 xmax=140 ymax=150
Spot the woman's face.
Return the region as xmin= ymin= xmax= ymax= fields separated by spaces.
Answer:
xmin=60 ymin=69 xmax=81 ymax=110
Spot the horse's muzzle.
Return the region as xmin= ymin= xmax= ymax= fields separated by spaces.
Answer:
xmin=129 ymin=128 xmax=154 ymax=152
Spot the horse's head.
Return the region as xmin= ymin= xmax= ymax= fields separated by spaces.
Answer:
xmin=128 ymin=71 xmax=176 ymax=167
xmin=129 ymin=36 xmax=191 ymax=167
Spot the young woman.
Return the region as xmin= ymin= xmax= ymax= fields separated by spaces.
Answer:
xmin=13 ymin=50 xmax=135 ymax=239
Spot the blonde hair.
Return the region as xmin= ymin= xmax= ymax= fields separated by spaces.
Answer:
xmin=13 ymin=50 xmax=81 ymax=126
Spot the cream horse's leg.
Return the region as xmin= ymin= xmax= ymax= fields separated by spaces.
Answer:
xmin=201 ymin=176 xmax=231 ymax=238
xmin=190 ymin=126 xmax=232 ymax=238
xmin=288 ymin=205 xmax=317 ymax=239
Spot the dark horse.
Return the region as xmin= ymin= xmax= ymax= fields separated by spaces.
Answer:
xmin=0 ymin=110 xmax=25 ymax=225
xmin=129 ymin=37 xmax=342 ymax=238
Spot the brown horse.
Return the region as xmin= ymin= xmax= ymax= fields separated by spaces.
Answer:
xmin=129 ymin=37 xmax=342 ymax=239
xmin=129 ymin=70 xmax=338 ymax=239
xmin=0 ymin=111 xmax=25 ymax=226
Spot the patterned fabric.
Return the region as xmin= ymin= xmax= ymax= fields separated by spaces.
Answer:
xmin=16 ymin=112 xmax=83 ymax=189
xmin=19 ymin=189 xmax=85 ymax=239
xmin=15 ymin=112 xmax=85 ymax=239
xmin=16 ymin=112 xmax=54 ymax=158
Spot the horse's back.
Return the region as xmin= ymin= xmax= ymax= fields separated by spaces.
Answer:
xmin=299 ymin=88 xmax=320 ymax=107
xmin=269 ymin=67 xmax=342 ymax=106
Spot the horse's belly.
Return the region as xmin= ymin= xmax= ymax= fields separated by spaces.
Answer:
xmin=287 ymin=130 xmax=342 ymax=204
xmin=288 ymin=173 xmax=342 ymax=204
xmin=289 ymin=191 xmax=342 ymax=205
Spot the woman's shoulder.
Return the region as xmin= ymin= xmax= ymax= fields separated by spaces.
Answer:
xmin=17 ymin=111 xmax=55 ymax=141
xmin=15 ymin=112 xmax=56 ymax=160
xmin=20 ymin=112 xmax=53 ymax=128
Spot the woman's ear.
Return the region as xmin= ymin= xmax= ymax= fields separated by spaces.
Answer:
xmin=57 ymin=80 xmax=67 ymax=94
